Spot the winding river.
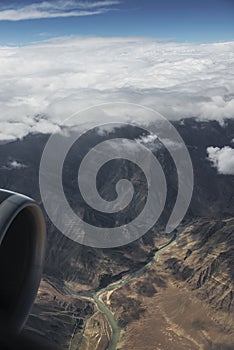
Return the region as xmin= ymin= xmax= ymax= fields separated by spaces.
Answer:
xmin=91 ymin=230 xmax=180 ymax=350
xmin=50 ymin=230 xmax=181 ymax=350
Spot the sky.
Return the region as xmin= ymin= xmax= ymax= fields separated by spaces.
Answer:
xmin=0 ymin=0 xmax=233 ymax=44
xmin=0 ymin=1 xmax=233 ymax=147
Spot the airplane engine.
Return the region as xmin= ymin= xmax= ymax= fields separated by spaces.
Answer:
xmin=0 ymin=189 xmax=46 ymax=336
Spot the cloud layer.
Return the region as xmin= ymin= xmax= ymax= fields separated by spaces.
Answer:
xmin=0 ymin=36 xmax=234 ymax=140
xmin=0 ymin=1 xmax=120 ymax=21
xmin=207 ymin=146 xmax=234 ymax=175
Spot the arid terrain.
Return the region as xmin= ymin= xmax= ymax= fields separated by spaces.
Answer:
xmin=0 ymin=119 xmax=234 ymax=349
xmin=108 ymin=219 xmax=234 ymax=350
xmin=25 ymin=218 xmax=234 ymax=350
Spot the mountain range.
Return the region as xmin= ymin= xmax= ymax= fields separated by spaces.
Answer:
xmin=0 ymin=118 xmax=233 ymax=349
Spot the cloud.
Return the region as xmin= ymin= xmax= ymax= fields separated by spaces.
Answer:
xmin=1 ymin=159 xmax=28 ymax=170
xmin=0 ymin=1 xmax=120 ymax=21
xmin=0 ymin=37 xmax=234 ymax=140
xmin=136 ymin=133 xmax=162 ymax=152
xmin=207 ymin=146 xmax=234 ymax=175
xmin=136 ymin=133 xmax=183 ymax=152
xmin=137 ymin=134 xmax=158 ymax=144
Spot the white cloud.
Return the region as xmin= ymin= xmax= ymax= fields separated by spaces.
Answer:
xmin=0 ymin=1 xmax=120 ymax=21
xmin=137 ymin=134 xmax=158 ymax=144
xmin=9 ymin=160 xmax=27 ymax=169
xmin=136 ymin=133 xmax=160 ymax=151
xmin=0 ymin=37 xmax=234 ymax=140
xmin=136 ymin=133 xmax=183 ymax=152
xmin=207 ymin=146 xmax=234 ymax=175
xmin=1 ymin=160 xmax=28 ymax=170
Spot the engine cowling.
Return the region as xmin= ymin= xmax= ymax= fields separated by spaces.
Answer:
xmin=0 ymin=189 xmax=46 ymax=335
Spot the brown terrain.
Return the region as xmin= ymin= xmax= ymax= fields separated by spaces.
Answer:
xmin=0 ymin=120 xmax=234 ymax=348
xmin=25 ymin=218 xmax=234 ymax=350
xmin=108 ymin=219 xmax=234 ymax=350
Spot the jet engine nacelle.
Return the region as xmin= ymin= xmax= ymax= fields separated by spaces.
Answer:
xmin=0 ymin=189 xmax=46 ymax=335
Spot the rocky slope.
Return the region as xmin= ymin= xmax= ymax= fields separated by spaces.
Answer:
xmin=0 ymin=119 xmax=233 ymax=286
xmin=0 ymin=118 xmax=234 ymax=348
xmin=164 ymin=218 xmax=234 ymax=314
xmin=107 ymin=219 xmax=234 ymax=350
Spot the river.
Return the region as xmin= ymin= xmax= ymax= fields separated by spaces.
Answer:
xmin=90 ymin=230 xmax=180 ymax=350
xmin=51 ymin=229 xmax=181 ymax=350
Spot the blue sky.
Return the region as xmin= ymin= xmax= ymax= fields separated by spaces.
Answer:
xmin=0 ymin=0 xmax=233 ymax=45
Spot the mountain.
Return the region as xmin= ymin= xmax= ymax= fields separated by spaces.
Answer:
xmin=111 ymin=218 xmax=234 ymax=350
xmin=0 ymin=118 xmax=233 ymax=349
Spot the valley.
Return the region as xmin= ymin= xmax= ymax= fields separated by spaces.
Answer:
xmin=26 ymin=219 xmax=234 ymax=350
xmin=0 ymin=119 xmax=234 ymax=349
